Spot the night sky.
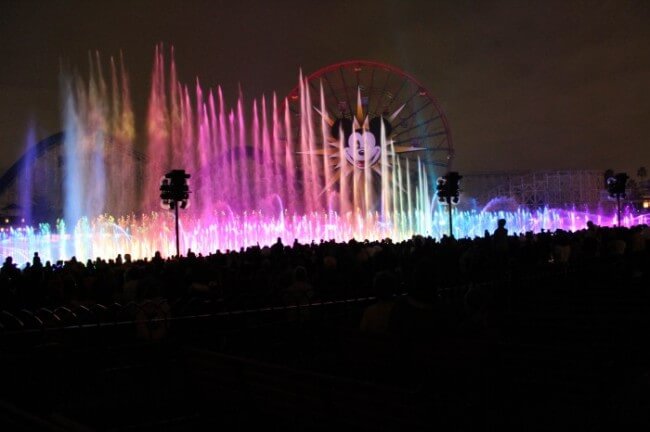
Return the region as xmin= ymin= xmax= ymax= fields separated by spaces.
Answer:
xmin=1 ymin=0 xmax=648 ymax=176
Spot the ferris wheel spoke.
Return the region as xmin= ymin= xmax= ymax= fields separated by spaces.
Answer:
xmin=395 ymin=86 xmax=425 ymax=119
xmin=322 ymin=74 xmax=344 ymax=117
xmin=387 ymin=77 xmax=409 ymax=110
xmin=393 ymin=145 xmax=428 ymax=153
xmin=398 ymin=99 xmax=433 ymax=124
xmin=375 ymin=71 xmax=393 ymax=113
xmin=338 ymin=67 xmax=354 ymax=118
xmin=393 ymin=145 xmax=448 ymax=153
xmin=366 ymin=67 xmax=376 ymax=117
xmin=420 ymin=160 xmax=449 ymax=167
xmin=392 ymin=114 xmax=441 ymax=138
xmin=307 ymin=80 xmax=338 ymax=122
xmin=354 ymin=68 xmax=360 ymax=95
xmin=393 ymin=130 xmax=448 ymax=145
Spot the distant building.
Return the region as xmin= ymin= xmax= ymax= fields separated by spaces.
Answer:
xmin=462 ymin=170 xmax=608 ymax=209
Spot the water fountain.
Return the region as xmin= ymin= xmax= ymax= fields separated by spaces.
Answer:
xmin=1 ymin=47 xmax=646 ymax=265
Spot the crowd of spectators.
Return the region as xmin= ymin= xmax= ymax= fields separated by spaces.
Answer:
xmin=2 ymin=221 xmax=650 ymax=429
xmin=1 ymin=221 xmax=648 ymax=319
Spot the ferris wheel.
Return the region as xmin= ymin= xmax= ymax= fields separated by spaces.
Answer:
xmin=286 ymin=60 xmax=454 ymax=176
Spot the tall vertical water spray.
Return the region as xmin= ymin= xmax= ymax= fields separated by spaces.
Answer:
xmin=1 ymin=48 xmax=646 ymax=265
xmin=61 ymin=52 xmax=136 ymax=224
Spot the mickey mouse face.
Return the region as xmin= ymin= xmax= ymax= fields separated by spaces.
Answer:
xmin=330 ymin=116 xmax=391 ymax=169
xmin=345 ymin=129 xmax=381 ymax=168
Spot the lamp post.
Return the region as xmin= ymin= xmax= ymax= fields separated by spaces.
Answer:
xmin=436 ymin=171 xmax=462 ymax=238
xmin=604 ymin=171 xmax=628 ymax=227
xmin=160 ymin=170 xmax=191 ymax=257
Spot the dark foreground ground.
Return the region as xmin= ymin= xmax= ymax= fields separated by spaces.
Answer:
xmin=2 ymin=226 xmax=650 ymax=430
xmin=1 ymin=267 xmax=650 ymax=431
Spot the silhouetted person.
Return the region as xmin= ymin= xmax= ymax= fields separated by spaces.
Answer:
xmin=271 ymin=237 xmax=284 ymax=255
xmin=586 ymin=220 xmax=597 ymax=233
xmin=1 ymin=256 xmax=19 ymax=280
xmin=491 ymin=218 xmax=510 ymax=275
xmin=32 ymin=252 xmax=42 ymax=269
xmin=494 ymin=218 xmax=507 ymax=239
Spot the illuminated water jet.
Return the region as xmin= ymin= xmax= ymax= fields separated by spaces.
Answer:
xmin=2 ymin=48 xmax=647 ymax=266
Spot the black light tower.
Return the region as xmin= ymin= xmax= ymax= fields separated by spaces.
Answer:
xmin=160 ymin=170 xmax=191 ymax=257
xmin=437 ymin=171 xmax=462 ymax=237
xmin=604 ymin=171 xmax=628 ymax=227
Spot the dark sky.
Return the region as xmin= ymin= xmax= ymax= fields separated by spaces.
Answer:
xmin=1 ymin=0 xmax=648 ymax=175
